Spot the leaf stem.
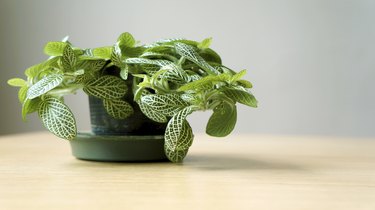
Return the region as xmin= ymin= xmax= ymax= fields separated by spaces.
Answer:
xmin=46 ymin=84 xmax=84 ymax=97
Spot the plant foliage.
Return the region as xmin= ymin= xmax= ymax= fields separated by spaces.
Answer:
xmin=8 ymin=32 xmax=257 ymax=162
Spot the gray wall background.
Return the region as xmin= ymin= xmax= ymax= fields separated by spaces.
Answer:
xmin=1 ymin=0 xmax=374 ymax=137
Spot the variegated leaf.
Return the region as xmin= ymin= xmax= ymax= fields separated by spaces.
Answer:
xmin=140 ymin=51 xmax=177 ymax=61
xmin=27 ymin=74 xmax=64 ymax=99
xmin=141 ymin=94 xmax=189 ymax=117
xmin=141 ymin=64 xmax=161 ymax=75
xmin=126 ymin=58 xmax=173 ymax=75
xmin=144 ymin=45 xmax=174 ymax=54
xmin=138 ymin=101 xmax=168 ymax=123
xmin=111 ymin=44 xmax=129 ymax=80
xmin=86 ymin=59 xmax=106 ymax=72
xmin=146 ymin=38 xmax=198 ymax=48
xmin=103 ymin=99 xmax=134 ymax=119
xmin=82 ymin=48 xmax=94 ymax=57
xmin=126 ymin=58 xmax=173 ymax=66
xmin=62 ymin=45 xmax=77 ymax=71
xmin=75 ymin=73 xmax=94 ymax=84
xmin=161 ymin=63 xmax=190 ymax=84
xmin=177 ymin=73 xmax=231 ymax=92
xmin=38 ymin=97 xmax=77 ymax=140
xmin=120 ymin=65 xmax=128 ymax=80
xmin=77 ymin=59 xmax=106 ymax=73
xmin=175 ymin=42 xmax=219 ymax=75
xmin=111 ymin=43 xmax=123 ymax=66
xmin=181 ymin=93 xmax=198 ymax=104
xmin=164 ymin=107 xmax=194 ymax=162
xmin=189 ymin=73 xmax=202 ymax=82
xmin=145 ymin=38 xmax=185 ymax=47
xmin=83 ymin=75 xmax=127 ymax=99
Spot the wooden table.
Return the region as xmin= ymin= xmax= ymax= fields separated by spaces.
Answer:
xmin=0 ymin=132 xmax=374 ymax=210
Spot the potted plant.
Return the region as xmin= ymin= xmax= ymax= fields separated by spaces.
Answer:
xmin=8 ymin=32 xmax=257 ymax=163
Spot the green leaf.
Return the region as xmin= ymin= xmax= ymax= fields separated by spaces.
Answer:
xmin=71 ymin=69 xmax=84 ymax=76
xmin=223 ymin=88 xmax=257 ymax=107
xmin=22 ymin=98 xmax=41 ymax=121
xmin=111 ymin=43 xmax=123 ymax=66
xmin=145 ymin=45 xmax=174 ymax=54
xmin=141 ymin=64 xmax=161 ymax=75
xmin=189 ymin=73 xmax=202 ymax=82
xmin=103 ymin=99 xmax=134 ymax=119
xmin=126 ymin=58 xmax=173 ymax=75
xmin=73 ymin=48 xmax=84 ymax=56
xmin=25 ymin=57 xmax=59 ymax=78
xmin=146 ymin=38 xmax=186 ymax=47
xmin=62 ymin=45 xmax=77 ymax=71
xmin=175 ymin=42 xmax=219 ymax=75
xmin=181 ymin=93 xmax=198 ymax=104
xmin=74 ymin=60 xmax=103 ymax=83
xmin=89 ymin=59 xmax=107 ymax=72
xmin=25 ymin=64 xmax=43 ymax=78
xmin=83 ymin=75 xmax=127 ymax=99
xmin=8 ymin=78 xmax=27 ymax=87
xmin=140 ymin=51 xmax=177 ymax=61
xmin=147 ymin=38 xmax=199 ymax=48
xmin=18 ymin=86 xmax=28 ymax=103
xmin=93 ymin=46 xmax=112 ymax=59
xmin=199 ymin=48 xmax=222 ymax=64
xmin=121 ymin=46 xmax=145 ymax=57
xmin=160 ymin=63 xmax=190 ymax=84
xmin=164 ymin=107 xmax=194 ymax=162
xmin=27 ymin=74 xmax=64 ymax=99
xmin=197 ymin=37 xmax=212 ymax=49
xmin=43 ymin=42 xmax=68 ymax=56
xmin=120 ymin=65 xmax=128 ymax=80
xmin=126 ymin=58 xmax=172 ymax=66
xmin=141 ymin=94 xmax=189 ymax=117
xmin=77 ymin=59 xmax=106 ymax=73
xmin=136 ymin=75 xmax=153 ymax=89
xmin=38 ymin=97 xmax=77 ymax=140
xmin=117 ymin=32 xmax=135 ymax=48
xmin=231 ymin=69 xmax=247 ymax=82
xmin=81 ymin=49 xmax=94 ymax=58
xmin=206 ymin=102 xmax=237 ymax=137
xmin=111 ymin=43 xmax=129 ymax=80
xmin=177 ymin=73 xmax=231 ymax=92
xmin=237 ymin=79 xmax=253 ymax=88
xmin=75 ymin=73 xmax=92 ymax=84
xmin=138 ymin=101 xmax=168 ymax=123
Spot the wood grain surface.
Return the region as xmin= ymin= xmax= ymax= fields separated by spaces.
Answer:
xmin=0 ymin=132 xmax=374 ymax=210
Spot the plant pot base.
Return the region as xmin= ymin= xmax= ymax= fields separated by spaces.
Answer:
xmin=69 ymin=132 xmax=167 ymax=162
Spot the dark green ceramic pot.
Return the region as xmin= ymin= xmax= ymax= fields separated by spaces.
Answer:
xmin=88 ymin=96 xmax=166 ymax=136
xmin=69 ymin=75 xmax=168 ymax=162
xmin=70 ymin=133 xmax=167 ymax=162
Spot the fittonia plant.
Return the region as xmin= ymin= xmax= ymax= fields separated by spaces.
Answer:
xmin=8 ymin=32 xmax=257 ymax=162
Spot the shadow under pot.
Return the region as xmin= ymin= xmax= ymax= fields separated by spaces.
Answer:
xmin=69 ymin=96 xmax=168 ymax=162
